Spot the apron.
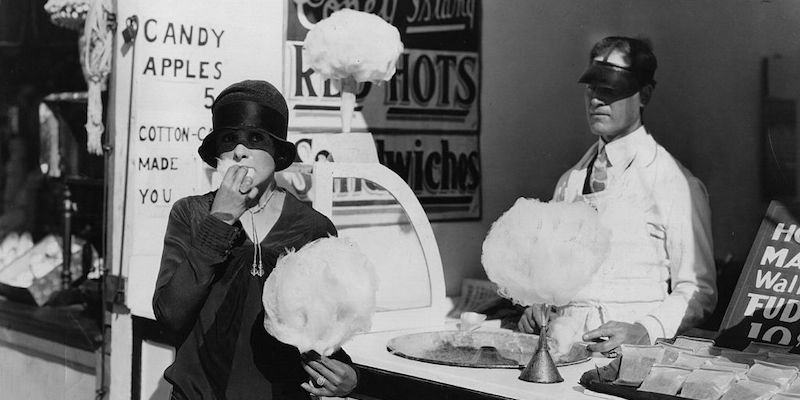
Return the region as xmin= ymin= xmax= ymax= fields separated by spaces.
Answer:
xmin=551 ymin=159 xmax=670 ymax=333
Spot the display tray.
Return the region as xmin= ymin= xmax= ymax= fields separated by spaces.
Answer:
xmin=579 ymin=357 xmax=682 ymax=400
xmin=583 ymin=382 xmax=684 ymax=400
xmin=387 ymin=330 xmax=591 ymax=368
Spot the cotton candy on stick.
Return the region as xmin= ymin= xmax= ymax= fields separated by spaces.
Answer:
xmin=482 ymin=198 xmax=610 ymax=369
xmin=481 ymin=198 xmax=609 ymax=307
xmin=262 ymin=236 xmax=379 ymax=356
xmin=303 ymin=9 xmax=403 ymax=133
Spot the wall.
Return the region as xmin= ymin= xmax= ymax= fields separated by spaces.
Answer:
xmin=0 ymin=327 xmax=97 ymax=400
xmin=434 ymin=0 xmax=800 ymax=296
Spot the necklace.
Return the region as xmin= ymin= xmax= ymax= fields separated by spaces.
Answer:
xmin=248 ymin=184 xmax=279 ymax=277
xmin=248 ymin=182 xmax=278 ymax=214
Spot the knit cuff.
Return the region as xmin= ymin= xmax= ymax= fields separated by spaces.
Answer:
xmin=194 ymin=215 xmax=241 ymax=258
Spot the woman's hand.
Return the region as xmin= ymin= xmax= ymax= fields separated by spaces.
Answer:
xmin=210 ymin=165 xmax=258 ymax=224
xmin=301 ymin=355 xmax=358 ymax=397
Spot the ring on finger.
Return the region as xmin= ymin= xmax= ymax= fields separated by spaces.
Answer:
xmin=314 ymin=376 xmax=327 ymax=387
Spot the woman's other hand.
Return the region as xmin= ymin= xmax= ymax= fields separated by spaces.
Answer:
xmin=301 ymin=355 xmax=358 ymax=397
xmin=210 ymin=165 xmax=258 ymax=224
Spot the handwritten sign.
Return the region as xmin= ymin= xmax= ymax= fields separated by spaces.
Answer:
xmin=718 ymin=201 xmax=800 ymax=350
xmin=118 ymin=0 xmax=284 ymax=318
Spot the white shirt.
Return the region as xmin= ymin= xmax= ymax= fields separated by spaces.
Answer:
xmin=553 ymin=126 xmax=717 ymax=343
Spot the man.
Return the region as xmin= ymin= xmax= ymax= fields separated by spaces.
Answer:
xmin=518 ymin=37 xmax=717 ymax=353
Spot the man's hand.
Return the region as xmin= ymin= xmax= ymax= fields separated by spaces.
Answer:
xmin=518 ymin=304 xmax=553 ymax=334
xmin=210 ymin=165 xmax=259 ymax=224
xmin=301 ymin=355 xmax=358 ymax=397
xmin=582 ymin=321 xmax=650 ymax=353
xmin=517 ymin=305 xmax=542 ymax=334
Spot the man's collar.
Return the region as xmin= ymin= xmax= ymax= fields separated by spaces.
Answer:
xmin=598 ymin=126 xmax=654 ymax=168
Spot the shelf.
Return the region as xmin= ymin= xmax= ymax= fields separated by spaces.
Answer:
xmin=0 ymin=296 xmax=102 ymax=352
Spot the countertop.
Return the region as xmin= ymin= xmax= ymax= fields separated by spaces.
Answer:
xmin=343 ymin=322 xmax=621 ymax=400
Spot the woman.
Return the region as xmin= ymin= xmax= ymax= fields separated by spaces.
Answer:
xmin=153 ymin=80 xmax=358 ymax=400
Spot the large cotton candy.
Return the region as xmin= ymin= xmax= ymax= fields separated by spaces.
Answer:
xmin=303 ymin=9 xmax=403 ymax=83
xmin=263 ymin=236 xmax=379 ymax=356
xmin=481 ymin=198 xmax=610 ymax=306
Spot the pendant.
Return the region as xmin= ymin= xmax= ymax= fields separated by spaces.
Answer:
xmin=251 ymin=261 xmax=264 ymax=277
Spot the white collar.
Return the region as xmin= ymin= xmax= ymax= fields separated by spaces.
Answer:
xmin=597 ymin=126 xmax=655 ymax=168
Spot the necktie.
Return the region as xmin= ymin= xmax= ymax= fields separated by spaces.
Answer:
xmin=590 ymin=147 xmax=611 ymax=193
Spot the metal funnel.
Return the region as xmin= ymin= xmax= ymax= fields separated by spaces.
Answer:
xmin=519 ymin=304 xmax=563 ymax=383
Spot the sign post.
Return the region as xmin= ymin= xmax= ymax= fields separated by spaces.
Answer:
xmin=116 ymin=0 xmax=284 ymax=318
xmin=107 ymin=2 xmax=284 ymax=398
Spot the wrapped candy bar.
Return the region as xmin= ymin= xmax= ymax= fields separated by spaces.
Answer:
xmin=672 ymin=352 xmax=719 ymax=369
xmin=706 ymin=358 xmax=751 ymax=380
xmin=695 ymin=346 xmax=719 ymax=357
xmin=773 ymin=393 xmax=800 ymax=400
xmin=614 ymin=344 xmax=665 ymax=386
xmin=720 ymin=349 xmax=769 ymax=366
xmin=262 ymin=236 xmax=379 ymax=356
xmin=674 ymin=335 xmax=716 ymax=354
xmin=707 ymin=346 xmax=728 ymax=356
xmin=743 ymin=341 xmax=793 ymax=354
xmin=746 ymin=360 xmax=799 ymax=390
xmin=785 ymin=376 xmax=800 ymax=394
xmin=658 ymin=342 xmax=693 ymax=364
xmin=681 ymin=367 xmax=738 ymax=400
xmin=768 ymin=352 xmax=800 ymax=368
xmin=720 ymin=378 xmax=781 ymax=400
xmin=637 ymin=364 xmax=693 ymax=395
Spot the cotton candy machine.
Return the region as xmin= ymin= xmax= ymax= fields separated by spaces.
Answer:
xmin=386 ymin=330 xmax=592 ymax=369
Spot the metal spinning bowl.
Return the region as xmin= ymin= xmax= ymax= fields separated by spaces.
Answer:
xmin=386 ymin=330 xmax=591 ymax=369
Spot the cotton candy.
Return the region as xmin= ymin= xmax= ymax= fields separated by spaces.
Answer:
xmin=548 ymin=315 xmax=585 ymax=357
xmin=262 ymin=236 xmax=379 ymax=356
xmin=481 ymin=198 xmax=610 ymax=306
xmin=212 ymin=158 xmax=255 ymax=190
xmin=303 ymin=9 xmax=404 ymax=132
xmin=303 ymin=9 xmax=403 ymax=84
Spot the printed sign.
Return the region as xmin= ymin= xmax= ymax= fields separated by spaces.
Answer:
xmin=275 ymin=131 xmax=481 ymax=221
xmin=284 ymin=0 xmax=482 ymax=220
xmin=718 ymin=201 xmax=800 ymax=350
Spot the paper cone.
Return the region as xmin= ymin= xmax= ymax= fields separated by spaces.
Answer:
xmin=340 ymin=76 xmax=357 ymax=133
xmin=519 ymin=304 xmax=563 ymax=383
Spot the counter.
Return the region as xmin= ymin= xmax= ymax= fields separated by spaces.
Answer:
xmin=0 ymin=297 xmax=102 ymax=399
xmin=343 ymin=323 xmax=619 ymax=400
